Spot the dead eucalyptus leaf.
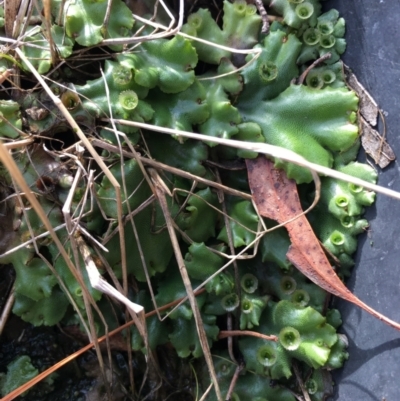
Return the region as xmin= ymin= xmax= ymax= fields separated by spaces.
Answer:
xmin=344 ymin=64 xmax=396 ymax=168
xmin=344 ymin=64 xmax=379 ymax=126
xmin=360 ymin=116 xmax=395 ymax=168
xmin=246 ymin=156 xmax=400 ymax=331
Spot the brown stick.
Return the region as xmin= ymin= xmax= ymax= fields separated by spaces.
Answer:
xmin=297 ymin=53 xmax=332 ymax=85
xmin=219 ymin=330 xmax=278 ymax=342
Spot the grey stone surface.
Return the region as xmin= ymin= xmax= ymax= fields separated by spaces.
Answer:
xmin=323 ymin=1 xmax=400 ymax=400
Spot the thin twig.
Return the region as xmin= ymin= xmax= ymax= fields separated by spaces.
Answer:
xmin=254 ymin=0 xmax=269 ymax=33
xmin=2 ymin=137 xmax=34 ymax=149
xmin=213 ymin=166 xmax=241 ymax=365
xmin=100 ymin=0 xmax=184 ymax=45
xmin=297 ymin=53 xmax=332 ymax=85
xmin=0 ymin=284 xmax=15 ymax=335
xmin=101 ymin=0 xmax=114 ymax=36
xmin=109 ymin=118 xmax=400 ymax=201
xmin=149 ymin=169 xmax=223 ymax=401
xmin=75 ymin=232 xmax=143 ymax=315
xmin=219 ymin=330 xmax=278 ymax=342
xmin=293 ymin=362 xmax=312 ymax=401
xmin=225 ymin=363 xmax=244 ymax=401
xmin=199 ymin=383 xmax=214 ymax=401
xmin=43 ymin=0 xmax=58 ymax=67
xmin=91 ymin=137 xmax=251 ymax=200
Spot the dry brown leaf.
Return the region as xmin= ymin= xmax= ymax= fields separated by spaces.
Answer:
xmin=360 ymin=116 xmax=395 ymax=168
xmin=246 ymin=156 xmax=400 ymax=331
xmin=344 ymin=64 xmax=396 ymax=168
xmin=344 ymin=64 xmax=379 ymax=126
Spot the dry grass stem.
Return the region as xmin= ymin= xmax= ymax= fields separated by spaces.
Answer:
xmin=110 ymin=118 xmax=400 ymax=201
xmin=0 ymin=284 xmax=15 ymax=335
xmin=150 ymin=168 xmax=223 ymax=401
